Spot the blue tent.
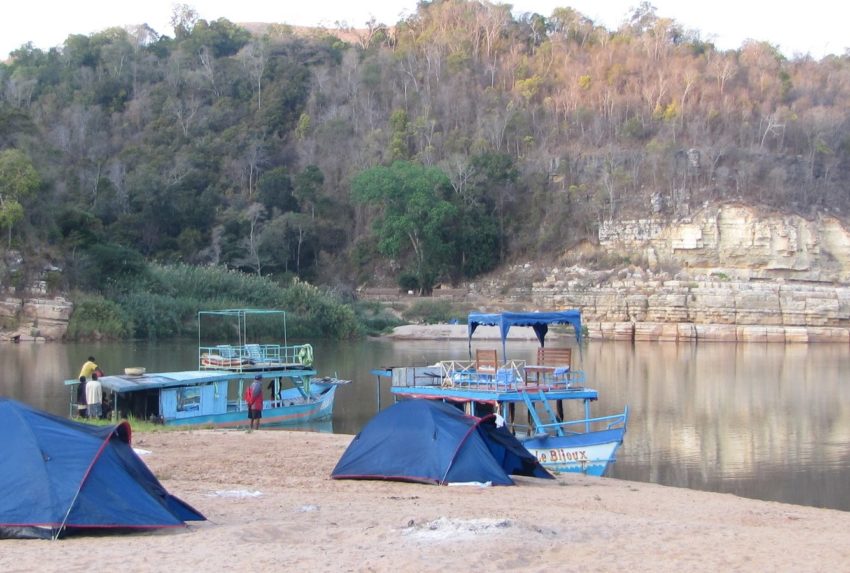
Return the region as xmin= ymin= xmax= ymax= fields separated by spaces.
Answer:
xmin=0 ymin=398 xmax=205 ymax=539
xmin=331 ymin=399 xmax=553 ymax=485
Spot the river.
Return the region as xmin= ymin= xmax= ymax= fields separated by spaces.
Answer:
xmin=2 ymin=337 xmax=848 ymax=512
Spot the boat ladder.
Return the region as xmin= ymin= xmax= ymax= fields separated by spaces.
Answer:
xmin=520 ymin=389 xmax=565 ymax=437
xmin=290 ymin=377 xmax=311 ymax=399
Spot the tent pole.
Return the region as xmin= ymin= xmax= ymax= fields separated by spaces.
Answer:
xmin=375 ymin=373 xmax=381 ymax=411
xmin=54 ymin=428 xmax=116 ymax=539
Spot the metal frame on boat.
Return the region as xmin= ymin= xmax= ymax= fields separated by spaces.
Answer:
xmin=373 ymin=310 xmax=628 ymax=476
xmin=64 ymin=309 xmax=348 ymax=429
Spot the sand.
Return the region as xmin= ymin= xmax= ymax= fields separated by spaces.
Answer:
xmin=2 ymin=429 xmax=848 ymax=572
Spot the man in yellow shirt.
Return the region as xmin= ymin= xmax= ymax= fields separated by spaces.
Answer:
xmin=79 ymin=356 xmax=98 ymax=379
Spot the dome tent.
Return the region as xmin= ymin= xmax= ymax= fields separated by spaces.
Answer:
xmin=331 ymin=399 xmax=552 ymax=485
xmin=0 ymin=398 xmax=204 ymax=540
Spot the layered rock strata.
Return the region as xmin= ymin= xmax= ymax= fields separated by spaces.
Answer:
xmin=0 ymin=297 xmax=73 ymax=341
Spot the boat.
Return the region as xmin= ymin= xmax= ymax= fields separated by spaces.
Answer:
xmin=64 ymin=309 xmax=349 ymax=429
xmin=371 ymin=310 xmax=628 ymax=476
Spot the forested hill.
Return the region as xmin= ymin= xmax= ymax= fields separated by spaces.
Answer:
xmin=2 ymin=1 xmax=850 ymax=296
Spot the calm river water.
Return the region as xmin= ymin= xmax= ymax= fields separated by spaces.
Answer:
xmin=2 ymin=338 xmax=848 ymax=511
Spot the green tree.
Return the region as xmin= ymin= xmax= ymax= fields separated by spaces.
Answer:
xmin=293 ymin=165 xmax=324 ymax=219
xmin=258 ymin=167 xmax=298 ymax=213
xmin=351 ymin=161 xmax=457 ymax=294
xmin=0 ymin=149 xmax=40 ymax=247
xmin=470 ymin=152 xmax=517 ymax=262
xmin=389 ymin=109 xmax=411 ymax=162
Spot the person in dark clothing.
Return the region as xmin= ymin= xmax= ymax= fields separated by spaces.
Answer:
xmin=76 ymin=376 xmax=88 ymax=418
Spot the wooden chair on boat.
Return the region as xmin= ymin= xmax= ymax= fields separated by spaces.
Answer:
xmin=528 ymin=347 xmax=572 ymax=386
xmin=474 ymin=349 xmax=499 ymax=384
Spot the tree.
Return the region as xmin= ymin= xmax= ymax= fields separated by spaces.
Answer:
xmin=0 ymin=149 xmax=40 ymax=247
xmin=388 ymin=109 xmax=411 ymax=161
xmin=258 ymin=167 xmax=298 ymax=213
xmin=469 ymin=152 xmax=517 ymax=262
xmin=293 ymin=165 xmax=325 ymax=219
xmin=239 ymin=39 xmax=268 ymax=110
xmin=170 ymin=4 xmax=199 ymax=39
xmin=351 ymin=161 xmax=457 ymax=294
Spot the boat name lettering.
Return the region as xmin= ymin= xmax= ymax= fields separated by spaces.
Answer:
xmin=536 ymin=449 xmax=588 ymax=463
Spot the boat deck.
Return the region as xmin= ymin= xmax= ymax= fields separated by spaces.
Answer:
xmin=374 ymin=360 xmax=598 ymax=404
xmin=199 ymin=342 xmax=314 ymax=373
xmin=390 ymin=382 xmax=598 ymax=403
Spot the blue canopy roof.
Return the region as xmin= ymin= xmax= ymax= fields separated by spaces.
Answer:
xmin=65 ymin=370 xmax=244 ymax=394
xmin=467 ymin=310 xmax=583 ymax=360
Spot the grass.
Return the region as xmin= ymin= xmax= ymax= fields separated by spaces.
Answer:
xmin=72 ymin=415 xmax=215 ymax=432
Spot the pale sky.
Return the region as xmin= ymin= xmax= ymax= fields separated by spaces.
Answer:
xmin=1 ymin=1 xmax=847 ymax=61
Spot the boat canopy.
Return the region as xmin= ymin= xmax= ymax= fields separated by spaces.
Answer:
xmin=467 ymin=310 xmax=583 ymax=360
xmin=198 ymin=308 xmax=289 ymax=349
xmin=64 ymin=371 xmax=243 ymax=394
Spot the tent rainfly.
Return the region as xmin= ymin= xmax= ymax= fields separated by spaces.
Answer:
xmin=331 ymin=399 xmax=552 ymax=485
xmin=0 ymin=398 xmax=205 ymax=540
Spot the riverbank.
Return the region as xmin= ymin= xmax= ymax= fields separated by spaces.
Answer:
xmin=387 ymin=322 xmax=850 ymax=343
xmin=2 ymin=429 xmax=847 ymax=572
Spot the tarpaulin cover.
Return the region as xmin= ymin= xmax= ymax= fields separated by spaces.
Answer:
xmin=331 ymin=399 xmax=552 ymax=485
xmin=0 ymin=398 xmax=204 ymax=539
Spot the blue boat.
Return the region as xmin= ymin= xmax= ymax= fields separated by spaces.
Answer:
xmin=64 ymin=309 xmax=348 ymax=429
xmin=374 ymin=310 xmax=628 ymax=476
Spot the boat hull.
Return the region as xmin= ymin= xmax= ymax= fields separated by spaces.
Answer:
xmin=166 ymin=384 xmax=337 ymax=429
xmin=522 ymin=428 xmax=625 ymax=477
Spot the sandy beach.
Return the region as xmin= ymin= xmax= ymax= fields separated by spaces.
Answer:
xmin=2 ymin=428 xmax=848 ymax=572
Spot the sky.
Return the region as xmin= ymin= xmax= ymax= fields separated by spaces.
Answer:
xmin=1 ymin=1 xmax=846 ymax=61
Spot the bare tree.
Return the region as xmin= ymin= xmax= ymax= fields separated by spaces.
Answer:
xmin=246 ymin=203 xmax=266 ymax=276
xmin=240 ymin=40 xmax=268 ymax=110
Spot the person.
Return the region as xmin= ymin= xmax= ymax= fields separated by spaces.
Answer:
xmin=86 ymin=372 xmax=103 ymax=419
xmin=79 ymin=356 xmax=99 ymax=380
xmin=244 ymin=374 xmax=264 ymax=431
xmin=76 ymin=376 xmax=88 ymax=418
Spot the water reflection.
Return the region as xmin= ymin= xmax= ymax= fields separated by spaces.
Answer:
xmin=1 ymin=338 xmax=848 ymax=511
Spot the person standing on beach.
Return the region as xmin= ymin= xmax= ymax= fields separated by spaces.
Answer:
xmin=245 ymin=374 xmax=264 ymax=430
xmin=86 ymin=372 xmax=103 ymax=419
xmin=76 ymin=376 xmax=88 ymax=418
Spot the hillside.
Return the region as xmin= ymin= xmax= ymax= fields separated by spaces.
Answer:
xmin=2 ymin=1 xmax=850 ymax=304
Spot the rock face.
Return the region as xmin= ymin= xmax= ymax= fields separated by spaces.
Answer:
xmin=535 ymin=280 xmax=850 ymax=342
xmin=469 ymin=205 xmax=850 ymax=342
xmin=0 ymin=296 xmax=73 ymax=341
xmin=598 ymin=203 xmax=850 ymax=282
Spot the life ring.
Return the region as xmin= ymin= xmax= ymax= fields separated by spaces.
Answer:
xmin=298 ymin=344 xmax=314 ymax=366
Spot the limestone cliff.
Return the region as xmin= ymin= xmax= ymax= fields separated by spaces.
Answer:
xmin=598 ymin=204 xmax=850 ymax=283
xmin=0 ymin=297 xmax=73 ymax=341
xmin=468 ymin=204 xmax=850 ymax=342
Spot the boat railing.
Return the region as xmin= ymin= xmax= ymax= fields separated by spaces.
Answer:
xmin=439 ymin=359 xmax=526 ymax=390
xmin=532 ymin=407 xmax=629 ymax=436
xmin=199 ymin=343 xmax=314 ymax=371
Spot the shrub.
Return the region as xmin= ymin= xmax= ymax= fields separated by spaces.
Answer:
xmin=402 ymin=299 xmax=455 ymax=324
xmin=66 ymin=294 xmax=132 ymax=340
xmin=397 ymin=271 xmax=419 ymax=293
xmin=353 ymin=300 xmax=404 ymax=335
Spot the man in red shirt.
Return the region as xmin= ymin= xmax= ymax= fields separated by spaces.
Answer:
xmin=245 ymin=374 xmax=264 ymax=431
